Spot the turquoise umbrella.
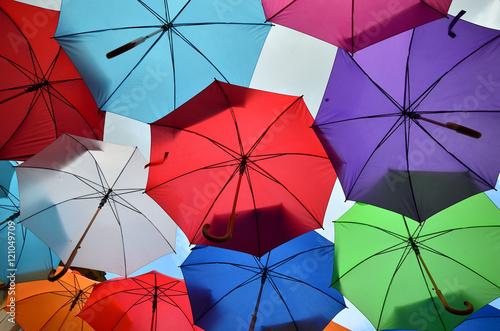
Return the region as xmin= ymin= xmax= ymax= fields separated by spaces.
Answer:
xmin=0 ymin=161 xmax=59 ymax=285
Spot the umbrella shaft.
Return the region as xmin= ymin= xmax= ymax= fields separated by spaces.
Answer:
xmin=249 ymin=279 xmax=265 ymax=331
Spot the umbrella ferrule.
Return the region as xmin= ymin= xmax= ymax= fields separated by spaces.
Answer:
xmin=408 ymin=237 xmax=420 ymax=254
xmin=25 ymin=80 xmax=49 ymax=93
xmin=70 ymin=289 xmax=83 ymax=311
xmin=152 ymin=286 xmax=158 ymax=312
xmin=163 ymin=23 xmax=173 ymax=31
xmin=99 ymin=188 xmax=113 ymax=208
xmin=239 ymin=156 xmax=248 ymax=174
xmin=261 ymin=267 xmax=268 ymax=284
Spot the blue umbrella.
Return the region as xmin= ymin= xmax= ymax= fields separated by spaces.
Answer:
xmin=0 ymin=161 xmax=59 ymax=285
xmin=454 ymin=304 xmax=500 ymax=330
xmin=53 ymin=0 xmax=272 ymax=123
xmin=180 ymin=231 xmax=346 ymax=331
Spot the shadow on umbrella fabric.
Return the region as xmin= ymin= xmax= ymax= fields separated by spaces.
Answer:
xmin=358 ymin=169 xmax=480 ymax=222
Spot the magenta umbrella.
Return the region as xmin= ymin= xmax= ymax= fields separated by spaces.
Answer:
xmin=261 ymin=0 xmax=453 ymax=53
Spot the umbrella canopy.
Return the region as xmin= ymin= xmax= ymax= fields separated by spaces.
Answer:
xmin=78 ymin=270 xmax=202 ymax=331
xmin=3 ymin=267 xmax=96 ymax=331
xmin=261 ymin=0 xmax=452 ymax=53
xmin=454 ymin=304 xmax=500 ymax=331
xmin=181 ymin=230 xmax=346 ymax=331
xmin=0 ymin=161 xmax=59 ymax=285
xmin=332 ymin=193 xmax=500 ymax=331
xmin=53 ymin=0 xmax=272 ymax=123
xmin=146 ymin=80 xmax=336 ymax=257
xmin=16 ymin=133 xmax=177 ymax=280
xmin=0 ymin=0 xmax=105 ymax=161
xmin=313 ymin=15 xmax=500 ymax=222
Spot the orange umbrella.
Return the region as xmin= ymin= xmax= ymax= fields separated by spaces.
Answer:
xmin=3 ymin=267 xmax=96 ymax=331
xmin=323 ymin=321 xmax=351 ymax=331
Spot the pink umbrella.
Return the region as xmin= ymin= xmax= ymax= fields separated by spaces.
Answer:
xmin=261 ymin=0 xmax=453 ymax=53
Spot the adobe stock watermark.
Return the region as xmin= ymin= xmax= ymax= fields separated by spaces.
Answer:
xmin=106 ymin=63 xmax=170 ymax=121
xmin=351 ymin=0 xmax=406 ymax=50
xmin=177 ymin=105 xmax=299 ymax=223
xmin=384 ymin=72 xmax=499 ymax=193
xmin=7 ymin=1 xmax=59 ymax=54
xmin=5 ymin=219 xmax=16 ymax=324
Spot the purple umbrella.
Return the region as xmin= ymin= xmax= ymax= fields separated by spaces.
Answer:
xmin=313 ymin=15 xmax=500 ymax=222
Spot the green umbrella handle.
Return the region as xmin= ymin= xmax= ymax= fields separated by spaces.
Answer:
xmin=48 ymin=189 xmax=111 ymax=281
xmin=202 ymin=170 xmax=244 ymax=243
xmin=417 ymin=253 xmax=474 ymax=316
xmin=106 ymin=28 xmax=164 ymax=59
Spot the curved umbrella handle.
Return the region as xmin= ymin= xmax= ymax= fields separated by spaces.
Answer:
xmin=202 ymin=170 xmax=244 ymax=243
xmin=436 ymin=289 xmax=474 ymax=315
xmin=416 ymin=252 xmax=474 ymax=316
xmin=48 ymin=263 xmax=71 ymax=282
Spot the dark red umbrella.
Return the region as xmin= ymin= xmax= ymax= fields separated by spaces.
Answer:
xmin=146 ymin=80 xmax=336 ymax=257
xmin=78 ymin=271 xmax=203 ymax=331
xmin=0 ymin=0 xmax=104 ymax=161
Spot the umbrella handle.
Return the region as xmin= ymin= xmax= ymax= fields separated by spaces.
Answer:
xmin=106 ymin=28 xmax=164 ymax=59
xmin=48 ymin=262 xmax=71 ymax=282
xmin=417 ymin=115 xmax=481 ymax=139
xmin=448 ymin=10 xmax=466 ymax=38
xmin=48 ymin=190 xmax=110 ymax=282
xmin=435 ymin=288 xmax=474 ymax=316
xmin=416 ymin=253 xmax=474 ymax=316
xmin=202 ymin=170 xmax=244 ymax=243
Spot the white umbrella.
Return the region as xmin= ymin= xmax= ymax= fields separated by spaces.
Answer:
xmin=16 ymin=133 xmax=176 ymax=280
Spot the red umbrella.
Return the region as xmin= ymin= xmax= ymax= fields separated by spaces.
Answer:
xmin=146 ymin=80 xmax=336 ymax=256
xmin=0 ymin=0 xmax=104 ymax=161
xmin=78 ymin=271 xmax=203 ymax=331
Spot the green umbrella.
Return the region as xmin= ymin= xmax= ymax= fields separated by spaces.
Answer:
xmin=332 ymin=193 xmax=500 ymax=331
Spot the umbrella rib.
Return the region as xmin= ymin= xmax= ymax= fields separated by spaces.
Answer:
xmin=410 ymin=34 xmax=500 ymax=110
xmin=150 ymin=124 xmax=241 ymax=160
xmin=146 ymin=158 xmax=240 ymax=192
xmin=349 ymin=53 xmax=404 ymax=110
xmin=404 ymin=118 xmax=424 ymax=222
xmin=191 ymin=271 xmax=263 ymax=324
xmin=244 ymin=160 xmax=324 ymax=229
xmin=418 ymin=0 xmax=448 ymax=17
xmin=375 ymin=243 xmax=415 ymax=329
xmin=311 ymin=112 xmax=403 ymax=127
xmin=138 ymin=0 xmax=168 ymax=24
xmin=101 ymin=30 xmax=167 ymax=112
xmin=246 ymin=95 xmax=303 ymax=156
xmin=264 ymin=273 xmax=300 ymax=329
xmin=344 ymin=116 xmax=406 ymax=201
xmin=263 ymin=0 xmax=296 ymax=22
xmin=181 ymin=261 xmax=262 ymax=274
xmin=269 ymin=269 xmax=345 ymax=306
xmin=171 ymin=28 xmax=230 ymax=83
xmin=411 ymin=118 xmax=495 ymax=190
xmin=215 ymin=80 xmax=245 ymax=155
xmin=267 ymin=245 xmax=335 ymax=271
xmin=419 ymin=245 xmax=500 ymax=290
